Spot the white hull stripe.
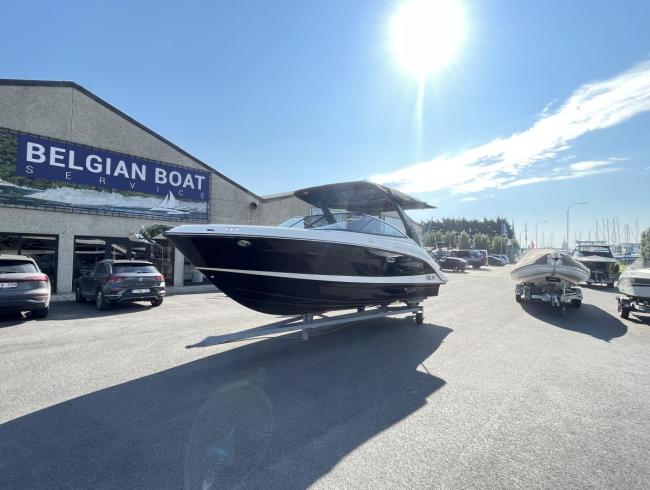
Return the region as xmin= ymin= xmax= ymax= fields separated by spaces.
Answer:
xmin=199 ymin=267 xmax=445 ymax=285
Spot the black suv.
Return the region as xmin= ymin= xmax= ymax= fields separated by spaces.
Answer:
xmin=75 ymin=260 xmax=165 ymax=310
xmin=449 ymin=249 xmax=486 ymax=269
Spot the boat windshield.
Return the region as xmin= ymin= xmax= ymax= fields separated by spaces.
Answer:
xmin=573 ymin=247 xmax=613 ymax=258
xmin=280 ymin=212 xmax=407 ymax=238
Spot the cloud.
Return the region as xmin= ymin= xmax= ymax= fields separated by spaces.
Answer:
xmin=568 ymin=160 xmax=611 ymax=172
xmin=500 ymin=161 xmax=621 ymax=189
xmin=371 ymin=60 xmax=650 ymax=194
xmin=460 ymin=196 xmax=478 ymax=202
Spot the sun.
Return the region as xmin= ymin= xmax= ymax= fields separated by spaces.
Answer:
xmin=389 ymin=0 xmax=466 ymax=77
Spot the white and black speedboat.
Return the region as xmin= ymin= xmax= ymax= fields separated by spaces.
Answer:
xmin=166 ymin=181 xmax=447 ymax=315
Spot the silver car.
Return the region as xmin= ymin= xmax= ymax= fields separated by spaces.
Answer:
xmin=0 ymin=254 xmax=51 ymax=318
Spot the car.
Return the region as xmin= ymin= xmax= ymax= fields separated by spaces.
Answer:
xmin=495 ymin=254 xmax=510 ymax=265
xmin=449 ymin=249 xmax=485 ymax=269
xmin=488 ymin=255 xmax=507 ymax=266
xmin=75 ymin=259 xmax=166 ymax=310
xmin=0 ymin=254 xmax=51 ymax=318
xmin=434 ymin=254 xmax=468 ymax=272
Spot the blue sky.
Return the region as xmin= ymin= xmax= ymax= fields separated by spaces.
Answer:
xmin=1 ymin=0 xmax=649 ymax=246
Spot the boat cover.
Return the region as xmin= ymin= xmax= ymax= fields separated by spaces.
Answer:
xmin=294 ymin=181 xmax=434 ymax=214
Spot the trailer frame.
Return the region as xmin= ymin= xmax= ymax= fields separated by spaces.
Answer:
xmin=617 ymin=295 xmax=650 ymax=319
xmin=185 ymin=302 xmax=425 ymax=348
xmin=515 ymin=279 xmax=583 ymax=316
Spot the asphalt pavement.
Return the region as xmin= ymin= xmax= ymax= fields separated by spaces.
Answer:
xmin=1 ymin=267 xmax=649 ymax=489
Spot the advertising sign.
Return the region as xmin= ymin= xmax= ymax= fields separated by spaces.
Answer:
xmin=0 ymin=129 xmax=210 ymax=221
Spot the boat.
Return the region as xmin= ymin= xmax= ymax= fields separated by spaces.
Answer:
xmin=166 ymin=181 xmax=448 ymax=316
xmin=572 ymin=241 xmax=620 ymax=287
xmin=511 ymin=248 xmax=590 ymax=286
xmin=511 ymin=248 xmax=590 ymax=312
xmin=617 ymin=258 xmax=650 ymax=319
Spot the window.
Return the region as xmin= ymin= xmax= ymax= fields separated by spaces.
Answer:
xmin=113 ymin=263 xmax=159 ymax=274
xmin=281 ymin=212 xmax=407 ymax=238
xmin=0 ymin=259 xmax=38 ymax=273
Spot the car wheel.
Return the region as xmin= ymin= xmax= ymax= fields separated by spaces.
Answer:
xmin=515 ymin=294 xmax=522 ymax=303
xmin=31 ymin=306 xmax=49 ymax=318
xmin=151 ymin=298 xmax=163 ymax=307
xmin=607 ymin=283 xmax=615 ymax=289
xmin=75 ymin=286 xmax=84 ymax=303
xmin=620 ymin=306 xmax=630 ymax=319
xmin=96 ymin=290 xmax=109 ymax=310
xmin=571 ymin=299 xmax=582 ymax=308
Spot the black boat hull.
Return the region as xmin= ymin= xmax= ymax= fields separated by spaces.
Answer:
xmin=208 ymin=270 xmax=440 ymax=315
xmin=167 ymin=233 xmax=442 ymax=315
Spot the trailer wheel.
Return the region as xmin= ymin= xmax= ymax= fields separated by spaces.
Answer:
xmin=571 ymin=299 xmax=582 ymax=308
xmin=415 ymin=312 xmax=424 ymax=325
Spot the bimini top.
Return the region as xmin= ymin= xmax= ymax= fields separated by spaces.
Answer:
xmin=294 ymin=181 xmax=434 ymax=214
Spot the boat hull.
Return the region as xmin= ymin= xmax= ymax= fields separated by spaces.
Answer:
xmin=575 ymin=257 xmax=619 ymax=284
xmin=167 ymin=226 xmax=445 ymax=315
xmin=207 ymin=270 xmax=440 ymax=315
xmin=510 ymin=249 xmax=590 ymax=286
xmin=618 ymin=268 xmax=650 ymax=300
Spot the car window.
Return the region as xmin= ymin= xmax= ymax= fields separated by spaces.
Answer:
xmin=113 ymin=263 xmax=159 ymax=273
xmin=0 ymin=260 xmax=38 ymax=273
xmin=93 ymin=263 xmax=105 ymax=274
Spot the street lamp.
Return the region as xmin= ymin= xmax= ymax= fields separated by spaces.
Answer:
xmin=566 ymin=202 xmax=587 ymax=250
xmin=535 ymin=220 xmax=546 ymax=248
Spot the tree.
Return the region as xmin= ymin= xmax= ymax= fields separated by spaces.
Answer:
xmin=458 ymin=231 xmax=471 ymax=249
xmin=490 ymin=236 xmax=507 ymax=255
xmin=641 ymin=228 xmax=650 ymax=259
xmin=473 ymin=233 xmax=491 ymax=251
xmin=442 ymin=231 xmax=458 ymax=249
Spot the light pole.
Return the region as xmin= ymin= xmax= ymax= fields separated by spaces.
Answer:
xmin=566 ymin=202 xmax=587 ymax=251
xmin=535 ymin=220 xmax=546 ymax=248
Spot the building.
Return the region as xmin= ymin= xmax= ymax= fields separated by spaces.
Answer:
xmin=0 ymin=79 xmax=308 ymax=293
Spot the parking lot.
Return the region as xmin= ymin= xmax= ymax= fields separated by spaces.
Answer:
xmin=1 ymin=266 xmax=649 ymax=489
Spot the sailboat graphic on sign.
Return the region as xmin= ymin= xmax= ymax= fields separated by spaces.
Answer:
xmin=149 ymin=191 xmax=191 ymax=215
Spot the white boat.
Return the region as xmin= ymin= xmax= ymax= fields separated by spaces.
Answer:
xmin=617 ymin=258 xmax=650 ymax=319
xmin=511 ymin=248 xmax=590 ymax=286
xmin=150 ymin=191 xmax=191 ymax=215
xmin=511 ymin=248 xmax=590 ymax=313
xmin=618 ymin=267 xmax=650 ymax=299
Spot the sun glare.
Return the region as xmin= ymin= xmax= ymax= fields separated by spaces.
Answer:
xmin=390 ymin=0 xmax=466 ymax=77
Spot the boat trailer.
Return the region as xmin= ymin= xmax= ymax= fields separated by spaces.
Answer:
xmin=617 ymin=295 xmax=650 ymax=319
xmin=186 ymin=303 xmax=424 ymax=348
xmin=515 ymin=277 xmax=583 ymax=316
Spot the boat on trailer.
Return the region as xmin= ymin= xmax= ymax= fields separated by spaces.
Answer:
xmin=511 ymin=248 xmax=590 ymax=315
xmin=617 ymin=258 xmax=650 ymax=319
xmin=166 ymin=181 xmax=448 ymax=346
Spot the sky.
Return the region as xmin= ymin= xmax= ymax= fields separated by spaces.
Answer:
xmin=1 ymin=0 xmax=649 ymax=247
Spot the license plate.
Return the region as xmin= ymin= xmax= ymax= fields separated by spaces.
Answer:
xmin=132 ymin=288 xmax=150 ymax=294
xmin=0 ymin=282 xmax=18 ymax=288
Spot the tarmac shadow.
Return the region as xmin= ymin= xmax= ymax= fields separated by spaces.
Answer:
xmin=0 ymin=318 xmax=451 ymax=489
xmin=520 ymin=302 xmax=627 ymax=341
xmin=0 ymin=311 xmax=27 ymax=327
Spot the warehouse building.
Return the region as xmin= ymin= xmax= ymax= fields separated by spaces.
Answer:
xmin=0 ymin=79 xmax=308 ymax=293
